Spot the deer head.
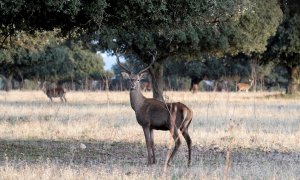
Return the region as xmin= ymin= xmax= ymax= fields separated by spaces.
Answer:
xmin=116 ymin=51 xmax=156 ymax=91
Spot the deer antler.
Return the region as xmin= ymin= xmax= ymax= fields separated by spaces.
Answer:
xmin=115 ymin=49 xmax=131 ymax=74
xmin=138 ymin=51 xmax=157 ymax=75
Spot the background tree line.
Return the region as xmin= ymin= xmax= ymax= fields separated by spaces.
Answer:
xmin=111 ymin=53 xmax=288 ymax=92
xmin=0 ymin=0 xmax=299 ymax=95
xmin=0 ymin=31 xmax=106 ymax=91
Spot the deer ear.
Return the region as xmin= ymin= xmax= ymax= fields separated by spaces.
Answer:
xmin=139 ymin=72 xmax=148 ymax=79
xmin=121 ymin=72 xmax=130 ymax=79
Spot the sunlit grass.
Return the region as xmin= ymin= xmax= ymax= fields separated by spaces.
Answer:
xmin=0 ymin=90 xmax=299 ymax=179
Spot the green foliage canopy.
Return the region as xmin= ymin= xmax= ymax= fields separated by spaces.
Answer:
xmin=97 ymin=0 xmax=282 ymax=60
xmin=268 ymin=14 xmax=300 ymax=67
xmin=0 ymin=32 xmax=105 ymax=85
xmin=264 ymin=0 xmax=300 ymax=94
xmin=0 ymin=0 xmax=107 ymax=38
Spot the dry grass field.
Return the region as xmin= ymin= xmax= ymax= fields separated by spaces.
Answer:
xmin=0 ymin=90 xmax=299 ymax=179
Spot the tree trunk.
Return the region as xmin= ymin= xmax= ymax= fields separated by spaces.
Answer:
xmin=85 ymin=76 xmax=89 ymax=91
xmin=251 ymin=59 xmax=257 ymax=92
xmin=287 ymin=65 xmax=299 ymax=94
xmin=149 ymin=62 xmax=164 ymax=101
xmin=19 ymin=74 xmax=24 ymax=90
xmin=105 ymin=77 xmax=109 ymax=91
xmin=71 ymin=78 xmax=75 ymax=91
xmin=120 ymin=78 xmax=123 ymax=91
xmin=5 ymin=74 xmax=13 ymax=91
xmin=259 ymin=78 xmax=264 ymax=91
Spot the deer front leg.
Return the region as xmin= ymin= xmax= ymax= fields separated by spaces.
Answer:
xmin=150 ymin=129 xmax=156 ymax=163
xmin=143 ymin=127 xmax=154 ymax=164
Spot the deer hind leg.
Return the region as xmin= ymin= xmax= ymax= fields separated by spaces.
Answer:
xmin=143 ymin=127 xmax=154 ymax=164
xmin=180 ymin=111 xmax=192 ymax=166
xmin=60 ymin=96 xmax=64 ymax=102
xmin=180 ymin=112 xmax=192 ymax=166
xmin=60 ymin=95 xmax=67 ymax=103
xmin=150 ymin=129 xmax=156 ymax=163
xmin=166 ymin=125 xmax=181 ymax=166
xmin=63 ymin=95 xmax=67 ymax=103
xmin=182 ymin=129 xmax=192 ymax=166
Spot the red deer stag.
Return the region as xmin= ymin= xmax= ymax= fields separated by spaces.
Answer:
xmin=42 ymin=82 xmax=67 ymax=103
xmin=236 ymin=79 xmax=253 ymax=92
xmin=116 ymin=53 xmax=193 ymax=166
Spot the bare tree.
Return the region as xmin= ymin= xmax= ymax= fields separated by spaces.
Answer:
xmin=116 ymin=52 xmax=193 ymax=166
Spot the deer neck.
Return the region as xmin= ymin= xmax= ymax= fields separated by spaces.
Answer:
xmin=130 ymin=88 xmax=146 ymax=112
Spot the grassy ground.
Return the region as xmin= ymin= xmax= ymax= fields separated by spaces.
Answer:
xmin=0 ymin=90 xmax=299 ymax=179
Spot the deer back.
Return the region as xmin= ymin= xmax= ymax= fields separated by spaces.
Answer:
xmin=135 ymin=99 xmax=192 ymax=131
xmin=46 ymin=87 xmax=66 ymax=97
xmin=237 ymin=83 xmax=251 ymax=91
xmin=135 ymin=98 xmax=170 ymax=130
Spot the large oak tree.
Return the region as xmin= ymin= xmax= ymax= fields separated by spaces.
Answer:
xmin=265 ymin=0 xmax=300 ymax=94
xmin=96 ymin=0 xmax=282 ymax=100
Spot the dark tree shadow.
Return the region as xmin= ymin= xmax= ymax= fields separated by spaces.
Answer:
xmin=1 ymin=139 xmax=300 ymax=168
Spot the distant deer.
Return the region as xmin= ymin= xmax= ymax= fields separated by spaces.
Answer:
xmin=203 ymin=80 xmax=215 ymax=91
xmin=236 ymin=79 xmax=254 ymax=92
xmin=116 ymin=53 xmax=193 ymax=166
xmin=190 ymin=76 xmax=202 ymax=93
xmin=42 ymin=82 xmax=67 ymax=103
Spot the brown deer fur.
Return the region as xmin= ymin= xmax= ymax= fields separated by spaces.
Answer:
xmin=42 ymin=83 xmax=67 ymax=103
xmin=236 ymin=79 xmax=254 ymax=92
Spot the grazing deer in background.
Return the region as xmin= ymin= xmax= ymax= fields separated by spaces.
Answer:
xmin=203 ymin=80 xmax=215 ymax=91
xmin=42 ymin=82 xmax=67 ymax=103
xmin=236 ymin=79 xmax=254 ymax=92
xmin=116 ymin=53 xmax=193 ymax=166
xmin=190 ymin=76 xmax=202 ymax=93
